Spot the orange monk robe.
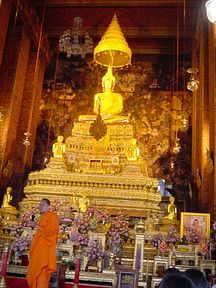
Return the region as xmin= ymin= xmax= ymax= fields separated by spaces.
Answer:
xmin=27 ymin=211 xmax=59 ymax=288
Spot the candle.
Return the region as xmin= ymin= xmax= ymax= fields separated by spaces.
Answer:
xmin=1 ymin=245 xmax=9 ymax=277
xmin=74 ymin=258 xmax=81 ymax=285
xmin=146 ymin=255 xmax=149 ymax=280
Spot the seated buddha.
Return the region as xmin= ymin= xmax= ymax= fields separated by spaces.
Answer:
xmin=1 ymin=187 xmax=17 ymax=225
xmin=78 ymin=194 xmax=90 ymax=213
xmin=93 ymin=65 xmax=123 ymax=116
xmin=159 ymin=196 xmax=179 ymax=232
xmin=2 ymin=187 xmax=13 ymax=208
xmin=162 ymin=196 xmax=177 ymax=221
xmin=52 ymin=135 xmax=66 ymax=158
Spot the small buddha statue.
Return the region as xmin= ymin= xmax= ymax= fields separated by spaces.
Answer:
xmin=71 ymin=192 xmax=78 ymax=208
xmin=126 ymin=138 xmax=139 ymax=161
xmin=78 ymin=194 xmax=89 ymax=213
xmin=2 ymin=187 xmax=13 ymax=208
xmin=52 ymin=135 xmax=66 ymax=158
xmin=162 ymin=196 xmax=177 ymax=221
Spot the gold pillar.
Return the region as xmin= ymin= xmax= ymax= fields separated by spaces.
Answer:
xmin=0 ymin=24 xmax=31 ymax=183
xmin=13 ymin=52 xmax=45 ymax=174
xmin=0 ymin=0 xmax=12 ymax=66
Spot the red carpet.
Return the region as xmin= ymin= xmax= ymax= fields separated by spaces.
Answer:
xmin=6 ymin=276 xmax=112 ymax=288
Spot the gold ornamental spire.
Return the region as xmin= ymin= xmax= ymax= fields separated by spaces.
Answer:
xmin=94 ymin=14 xmax=132 ymax=68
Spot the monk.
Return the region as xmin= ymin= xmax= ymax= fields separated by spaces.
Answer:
xmin=26 ymin=198 xmax=59 ymax=288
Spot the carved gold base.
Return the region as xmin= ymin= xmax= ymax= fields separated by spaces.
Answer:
xmin=159 ymin=220 xmax=180 ymax=232
xmin=0 ymin=277 xmax=7 ymax=288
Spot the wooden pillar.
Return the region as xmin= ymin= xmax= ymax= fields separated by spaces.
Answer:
xmin=191 ymin=14 xmax=215 ymax=214
xmin=11 ymin=51 xmax=45 ymax=202
xmin=0 ymin=0 xmax=12 ymax=66
xmin=0 ymin=24 xmax=30 ymax=188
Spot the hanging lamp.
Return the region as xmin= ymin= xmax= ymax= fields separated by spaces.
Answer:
xmin=206 ymin=0 xmax=216 ymax=23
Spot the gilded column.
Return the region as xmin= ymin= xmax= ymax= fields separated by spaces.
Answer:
xmin=0 ymin=25 xmax=30 ymax=183
xmin=13 ymin=52 xmax=45 ymax=177
xmin=0 ymin=0 xmax=12 ymax=65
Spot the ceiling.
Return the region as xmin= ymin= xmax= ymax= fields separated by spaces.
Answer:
xmin=31 ymin=0 xmax=204 ymax=55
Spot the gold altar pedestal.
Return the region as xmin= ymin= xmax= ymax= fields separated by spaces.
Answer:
xmin=159 ymin=219 xmax=180 ymax=233
xmin=21 ymin=118 xmax=162 ymax=217
xmin=0 ymin=207 xmax=18 ymax=225
xmin=0 ymin=206 xmax=18 ymax=240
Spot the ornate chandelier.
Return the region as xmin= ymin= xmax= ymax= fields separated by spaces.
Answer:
xmin=206 ymin=0 xmax=216 ymax=23
xmin=59 ymin=17 xmax=93 ymax=58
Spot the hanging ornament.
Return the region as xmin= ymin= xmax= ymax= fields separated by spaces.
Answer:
xmin=179 ymin=112 xmax=189 ymax=132
xmin=171 ymin=138 xmax=181 ymax=154
xmin=168 ymin=157 xmax=175 ymax=171
xmin=187 ymin=68 xmax=199 ymax=92
xmin=23 ymin=132 xmax=31 ymax=147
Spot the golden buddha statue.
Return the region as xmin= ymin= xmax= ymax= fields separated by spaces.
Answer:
xmin=94 ymin=66 xmax=123 ymax=116
xmin=52 ymin=135 xmax=66 ymax=158
xmin=126 ymin=138 xmax=139 ymax=161
xmin=163 ymin=196 xmax=177 ymax=221
xmin=102 ymin=65 xmax=115 ymax=94
xmin=78 ymin=194 xmax=90 ymax=213
xmin=2 ymin=187 xmax=13 ymax=208
xmin=159 ymin=196 xmax=179 ymax=232
xmin=0 ymin=187 xmax=18 ymax=230
xmin=71 ymin=192 xmax=78 ymax=208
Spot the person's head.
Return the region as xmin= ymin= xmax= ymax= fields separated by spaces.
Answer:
xmin=159 ymin=274 xmax=196 ymax=288
xmin=39 ymin=198 xmax=50 ymax=214
xmin=184 ymin=268 xmax=208 ymax=288
xmin=165 ymin=267 xmax=181 ymax=275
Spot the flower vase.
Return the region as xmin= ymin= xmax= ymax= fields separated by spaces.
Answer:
xmin=109 ymin=252 xmax=115 ymax=270
xmin=14 ymin=251 xmax=22 ymax=265
xmin=97 ymin=258 xmax=102 ymax=272
xmin=170 ymin=243 xmax=174 ymax=251
xmin=81 ymin=255 xmax=88 ymax=271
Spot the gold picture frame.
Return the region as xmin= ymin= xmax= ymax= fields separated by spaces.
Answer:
xmin=180 ymin=212 xmax=210 ymax=244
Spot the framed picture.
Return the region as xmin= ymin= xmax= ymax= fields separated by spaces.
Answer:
xmin=180 ymin=212 xmax=210 ymax=244
xmin=117 ymin=269 xmax=139 ymax=288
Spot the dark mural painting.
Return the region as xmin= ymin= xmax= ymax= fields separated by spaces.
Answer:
xmin=33 ymin=53 xmax=192 ymax=204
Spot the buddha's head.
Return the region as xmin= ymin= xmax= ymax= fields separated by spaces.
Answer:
xmin=57 ymin=135 xmax=64 ymax=143
xmin=169 ymin=196 xmax=175 ymax=203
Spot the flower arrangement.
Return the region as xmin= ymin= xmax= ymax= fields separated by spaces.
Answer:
xmin=74 ymin=233 xmax=89 ymax=247
xmin=87 ymin=240 xmax=103 ymax=260
xmin=159 ymin=241 xmax=167 ymax=254
xmin=106 ymin=216 xmax=129 ymax=248
xmin=199 ymin=243 xmax=208 ymax=257
xmin=74 ymin=216 xmax=90 ymax=234
xmin=11 ymin=236 xmax=31 ymax=257
xmin=166 ymin=224 xmax=180 ymax=245
xmin=151 ymin=234 xmax=163 ymax=248
xmin=18 ymin=207 xmax=39 ymax=227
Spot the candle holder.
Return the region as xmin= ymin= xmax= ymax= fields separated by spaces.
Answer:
xmin=0 ymin=241 xmax=11 ymax=288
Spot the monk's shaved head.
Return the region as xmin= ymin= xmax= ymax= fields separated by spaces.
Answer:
xmin=41 ymin=198 xmax=50 ymax=206
xmin=39 ymin=198 xmax=50 ymax=214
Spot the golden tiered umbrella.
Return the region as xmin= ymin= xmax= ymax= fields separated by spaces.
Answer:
xmin=94 ymin=14 xmax=132 ymax=68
